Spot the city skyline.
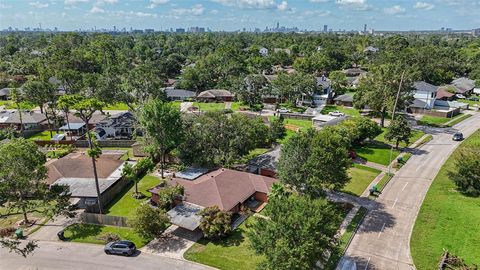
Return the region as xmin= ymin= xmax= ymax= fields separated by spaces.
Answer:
xmin=0 ymin=0 xmax=480 ymax=32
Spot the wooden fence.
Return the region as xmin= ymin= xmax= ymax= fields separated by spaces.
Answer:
xmin=80 ymin=212 xmax=129 ymax=227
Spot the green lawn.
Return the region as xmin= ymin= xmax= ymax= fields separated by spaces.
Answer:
xmin=105 ymin=175 xmax=161 ymax=219
xmin=321 ymin=105 xmax=361 ymax=117
xmin=444 ymin=114 xmax=472 ymax=127
xmin=375 ymin=129 xmax=425 ymax=148
xmin=193 ymin=102 xmax=225 ymax=111
xmin=231 ymin=102 xmax=249 ymax=111
xmin=0 ymin=204 xmax=48 ymax=230
xmin=354 ymin=143 xmax=401 ymax=166
xmin=417 ymin=113 xmax=467 ymax=127
xmin=103 ymin=103 xmax=130 ymax=110
xmin=184 ymin=224 xmax=265 ymax=270
xmin=26 ymin=131 xmax=57 ymax=141
xmin=63 ymin=223 xmax=151 ymax=248
xmin=411 ymin=130 xmax=480 ymax=269
xmin=342 ymin=164 xmax=381 ymax=196
xmin=185 ymin=203 xmax=350 ymax=270
xmin=376 ymin=173 xmax=393 ymax=192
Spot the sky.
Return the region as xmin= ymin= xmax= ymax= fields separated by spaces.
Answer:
xmin=1 ymin=0 xmax=480 ymax=32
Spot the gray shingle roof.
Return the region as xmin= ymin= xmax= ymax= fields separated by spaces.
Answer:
xmin=334 ymin=94 xmax=354 ymax=102
xmin=451 ymin=77 xmax=475 ymax=93
xmin=165 ymin=89 xmax=196 ymax=99
xmin=414 ymin=81 xmax=438 ymax=93
xmin=0 ymin=111 xmax=46 ymax=124
xmin=197 ymin=89 xmax=234 ymax=98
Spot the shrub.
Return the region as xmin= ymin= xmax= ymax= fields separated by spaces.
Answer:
xmin=129 ymin=204 xmax=169 ymax=239
xmin=97 ymin=232 xmax=120 ymax=243
xmin=199 ymin=206 xmax=232 ymax=239
xmin=448 ymin=149 xmax=480 ymax=196
xmin=156 ymin=185 xmax=184 ymax=210
xmin=0 ymin=227 xmax=16 ymax=237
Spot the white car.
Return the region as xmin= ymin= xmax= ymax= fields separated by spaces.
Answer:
xmin=455 ymin=94 xmax=466 ymax=99
xmin=276 ymin=108 xmax=290 ymax=113
xmin=328 ymin=111 xmax=345 ymax=117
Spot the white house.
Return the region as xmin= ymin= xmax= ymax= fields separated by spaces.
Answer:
xmin=259 ymin=47 xmax=268 ymax=57
xmin=412 ymin=81 xmax=438 ymax=109
xmin=94 ymin=111 xmax=137 ymax=140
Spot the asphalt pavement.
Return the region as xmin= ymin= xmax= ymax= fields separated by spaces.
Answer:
xmin=0 ymin=240 xmax=212 ymax=270
xmin=341 ymin=113 xmax=480 ymax=270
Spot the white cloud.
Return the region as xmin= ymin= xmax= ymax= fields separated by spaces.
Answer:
xmin=384 ymin=5 xmax=406 ymax=15
xmin=310 ymin=0 xmax=329 ymax=2
xmin=29 ymin=1 xmax=49 ymax=8
xmin=414 ymin=2 xmax=434 ymax=10
xmin=148 ymin=0 xmax=169 ymax=8
xmin=277 ymin=1 xmax=288 ymax=11
xmin=90 ymin=5 xmax=104 ymax=13
xmin=212 ymin=0 xmax=286 ymax=10
xmin=336 ymin=0 xmax=368 ymax=10
xmin=100 ymin=0 xmax=118 ymax=3
xmin=0 ymin=3 xmax=12 ymax=8
xmin=64 ymin=0 xmax=89 ymax=5
xmin=172 ymin=4 xmax=205 ymax=16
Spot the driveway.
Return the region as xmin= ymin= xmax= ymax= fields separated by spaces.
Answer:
xmin=340 ymin=113 xmax=480 ymax=270
xmin=141 ymin=225 xmax=202 ymax=259
xmin=0 ymin=240 xmax=212 ymax=270
xmin=29 ymin=212 xmax=81 ymax=241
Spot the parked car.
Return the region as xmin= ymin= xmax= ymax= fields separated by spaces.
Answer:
xmin=104 ymin=240 xmax=136 ymax=256
xmin=455 ymin=94 xmax=466 ymax=99
xmin=452 ymin=132 xmax=464 ymax=141
xmin=328 ymin=111 xmax=345 ymax=117
xmin=467 ymin=96 xmax=479 ymax=101
xmin=276 ymin=108 xmax=290 ymax=113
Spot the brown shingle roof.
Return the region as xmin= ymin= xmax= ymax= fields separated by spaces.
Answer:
xmin=171 ymin=168 xmax=277 ymax=211
xmin=436 ymin=86 xmax=456 ymax=99
xmin=46 ymin=152 xmax=124 ymax=185
xmin=197 ymin=89 xmax=234 ymax=99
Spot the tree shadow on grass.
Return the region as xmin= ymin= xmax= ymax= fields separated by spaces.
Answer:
xmin=197 ymin=227 xmax=245 ymax=248
xmin=65 ymin=223 xmax=102 ymax=241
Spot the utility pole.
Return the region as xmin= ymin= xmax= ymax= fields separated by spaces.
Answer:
xmin=388 ymin=70 xmax=406 ymax=175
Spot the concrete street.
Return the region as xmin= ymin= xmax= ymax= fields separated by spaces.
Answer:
xmin=0 ymin=240 xmax=212 ymax=270
xmin=341 ymin=113 xmax=480 ymax=270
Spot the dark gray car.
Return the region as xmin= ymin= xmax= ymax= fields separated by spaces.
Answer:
xmin=452 ymin=132 xmax=464 ymax=141
xmin=104 ymin=240 xmax=136 ymax=256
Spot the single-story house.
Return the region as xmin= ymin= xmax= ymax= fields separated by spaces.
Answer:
xmin=342 ymin=68 xmax=367 ymax=77
xmin=197 ymin=89 xmax=234 ymax=102
xmin=95 ymin=111 xmax=137 ymax=140
xmin=165 ymin=79 xmax=177 ymax=88
xmin=0 ymin=110 xmax=46 ymax=131
xmin=47 ymin=151 xmax=133 ymax=211
xmin=150 ymin=168 xmax=277 ymax=230
xmin=247 ymin=146 xmax=280 ymax=178
xmin=0 ymin=88 xmax=11 ymax=100
xmin=312 ymin=114 xmax=348 ymax=128
xmin=436 ymin=86 xmax=456 ymax=101
xmin=165 ymin=89 xmax=196 ymax=101
xmin=334 ymin=94 xmax=354 ymax=107
xmin=451 ymin=77 xmax=475 ymax=96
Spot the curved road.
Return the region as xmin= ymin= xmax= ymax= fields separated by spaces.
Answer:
xmin=0 ymin=240 xmax=212 ymax=270
xmin=341 ymin=113 xmax=480 ymax=270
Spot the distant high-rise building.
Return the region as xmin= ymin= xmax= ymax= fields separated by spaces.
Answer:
xmin=176 ymin=28 xmax=185 ymax=33
xmin=323 ymin=25 xmax=328 ymax=32
xmin=363 ymin=24 xmax=367 ymax=33
xmin=113 ymin=25 xmax=116 ymax=32
xmin=473 ymin=28 xmax=480 ymax=37
xmin=276 ymin=22 xmax=280 ymax=29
